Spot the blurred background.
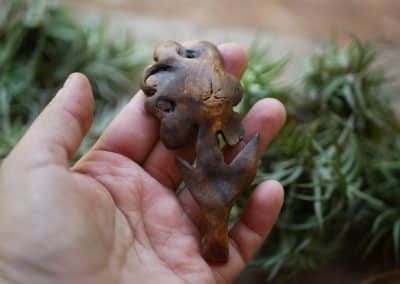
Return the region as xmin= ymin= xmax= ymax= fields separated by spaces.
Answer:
xmin=64 ymin=0 xmax=400 ymax=42
xmin=66 ymin=1 xmax=400 ymax=50
xmin=1 ymin=0 xmax=400 ymax=283
xmin=59 ymin=0 xmax=400 ymax=87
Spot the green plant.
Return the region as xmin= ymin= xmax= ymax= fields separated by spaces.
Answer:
xmin=240 ymin=38 xmax=400 ymax=281
xmin=0 ymin=0 xmax=147 ymax=159
xmin=2 ymin=0 xmax=400 ymax=282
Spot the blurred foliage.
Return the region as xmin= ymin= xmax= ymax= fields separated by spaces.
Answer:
xmin=240 ymin=39 xmax=400 ymax=281
xmin=1 ymin=0 xmax=400 ymax=282
xmin=239 ymin=43 xmax=290 ymax=109
xmin=0 ymin=0 xmax=147 ymax=158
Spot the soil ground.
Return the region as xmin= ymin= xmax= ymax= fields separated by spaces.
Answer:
xmin=65 ymin=0 xmax=400 ymax=43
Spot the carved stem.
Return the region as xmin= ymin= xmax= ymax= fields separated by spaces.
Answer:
xmin=176 ymin=122 xmax=260 ymax=263
xmin=200 ymin=210 xmax=230 ymax=263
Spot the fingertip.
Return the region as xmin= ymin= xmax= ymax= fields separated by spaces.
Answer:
xmin=55 ymin=73 xmax=94 ymax=137
xmin=223 ymin=179 xmax=284 ymax=268
xmin=246 ymin=98 xmax=286 ymax=131
xmin=223 ymin=98 xmax=286 ymax=163
xmin=13 ymin=73 xmax=96 ymax=166
xmin=257 ymin=179 xmax=285 ymax=212
xmin=65 ymin=72 xmax=90 ymax=85
xmin=241 ymin=179 xmax=284 ymax=237
xmin=64 ymin=73 xmax=94 ymax=105
xmin=218 ymin=43 xmax=248 ymax=78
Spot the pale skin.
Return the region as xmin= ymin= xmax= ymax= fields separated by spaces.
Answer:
xmin=0 ymin=43 xmax=286 ymax=284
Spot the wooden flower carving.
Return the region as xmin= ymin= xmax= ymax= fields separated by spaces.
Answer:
xmin=141 ymin=41 xmax=259 ymax=263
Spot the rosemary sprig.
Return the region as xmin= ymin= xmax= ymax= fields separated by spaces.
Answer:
xmin=0 ymin=0 xmax=147 ymax=159
xmin=241 ymin=38 xmax=400 ymax=280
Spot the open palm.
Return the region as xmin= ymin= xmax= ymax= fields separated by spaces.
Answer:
xmin=0 ymin=44 xmax=285 ymax=284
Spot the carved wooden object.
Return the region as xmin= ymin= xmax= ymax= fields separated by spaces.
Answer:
xmin=141 ymin=40 xmax=259 ymax=263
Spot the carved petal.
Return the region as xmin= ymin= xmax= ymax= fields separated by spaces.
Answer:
xmin=221 ymin=111 xmax=244 ymax=146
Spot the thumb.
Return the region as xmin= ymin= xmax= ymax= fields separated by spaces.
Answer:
xmin=7 ymin=73 xmax=94 ymax=168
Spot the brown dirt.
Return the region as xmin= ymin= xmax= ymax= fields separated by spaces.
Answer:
xmin=64 ymin=0 xmax=400 ymax=43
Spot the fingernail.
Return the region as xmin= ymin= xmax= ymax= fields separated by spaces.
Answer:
xmin=63 ymin=73 xmax=76 ymax=88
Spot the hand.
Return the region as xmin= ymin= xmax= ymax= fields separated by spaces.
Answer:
xmin=0 ymin=43 xmax=286 ymax=284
